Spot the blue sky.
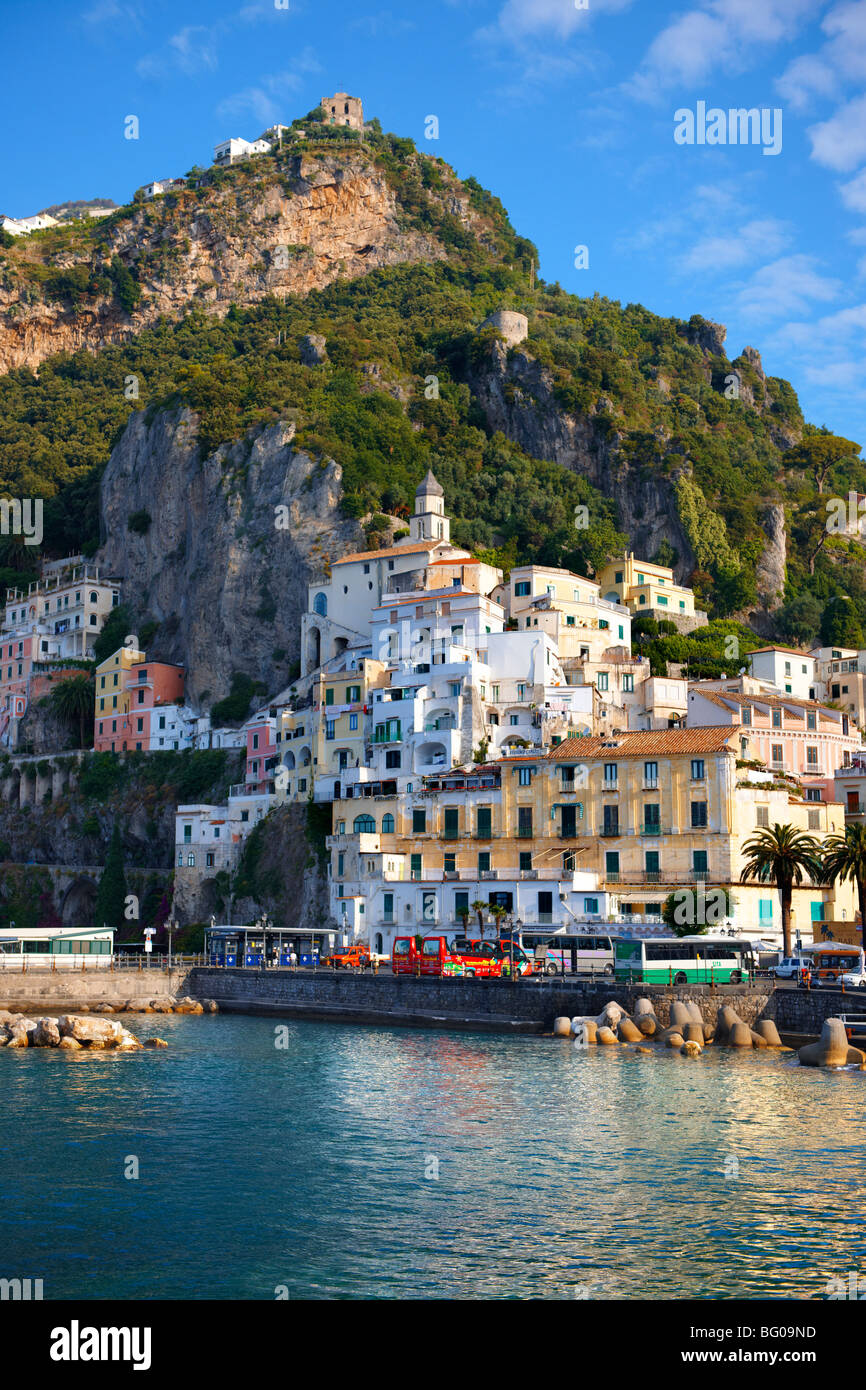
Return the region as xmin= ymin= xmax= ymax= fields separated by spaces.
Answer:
xmin=2 ymin=0 xmax=865 ymax=445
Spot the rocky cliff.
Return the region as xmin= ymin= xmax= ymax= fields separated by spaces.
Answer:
xmin=97 ymin=408 xmax=362 ymax=704
xmin=0 ymin=148 xmax=475 ymax=375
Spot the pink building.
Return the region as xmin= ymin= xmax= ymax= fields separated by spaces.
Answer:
xmin=688 ymin=685 xmax=861 ymax=798
xmin=94 ymin=659 xmax=185 ymax=752
xmin=243 ymin=716 xmax=277 ymax=793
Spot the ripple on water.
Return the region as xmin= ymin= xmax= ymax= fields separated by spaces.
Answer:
xmin=0 ymin=1016 xmax=861 ymax=1299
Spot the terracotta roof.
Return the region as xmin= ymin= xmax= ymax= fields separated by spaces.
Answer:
xmin=333 ymin=541 xmax=445 ymax=566
xmin=691 ymin=689 xmax=838 ymax=715
xmin=428 ymin=557 xmax=487 ymax=566
xmin=547 ymin=728 xmax=739 ymax=760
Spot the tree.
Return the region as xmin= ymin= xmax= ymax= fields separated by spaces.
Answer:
xmin=785 ymin=431 xmax=861 ymax=494
xmin=661 ymin=887 xmax=736 ymax=937
xmin=471 ymin=899 xmax=487 ymax=937
xmin=490 ymin=903 xmax=508 ymax=938
xmin=94 ymin=824 xmax=129 ymax=931
xmin=48 ymin=672 xmax=95 ymax=748
xmin=821 ymin=825 xmax=866 ymax=948
xmin=740 ymin=825 xmax=824 ymax=957
xmin=776 ymin=592 xmax=822 ymax=646
xmin=820 ymin=595 xmax=865 ymax=649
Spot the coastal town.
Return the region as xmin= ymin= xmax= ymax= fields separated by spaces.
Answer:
xmin=3 ymin=466 xmax=863 ymax=971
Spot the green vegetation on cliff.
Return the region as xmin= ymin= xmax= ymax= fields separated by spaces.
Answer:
xmin=0 ymin=129 xmax=864 ymax=630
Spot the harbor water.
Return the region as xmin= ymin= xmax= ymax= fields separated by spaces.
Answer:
xmin=2 ymin=1013 xmax=864 ymax=1300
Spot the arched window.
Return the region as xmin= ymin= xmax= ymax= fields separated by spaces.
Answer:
xmin=353 ymin=814 xmax=375 ymax=833
xmin=177 ymin=850 xmax=183 ymax=866
xmin=187 ymin=852 xmax=195 ymax=867
xmin=382 ymin=813 xmax=395 ymax=834
xmin=313 ymin=593 xmax=327 ymax=617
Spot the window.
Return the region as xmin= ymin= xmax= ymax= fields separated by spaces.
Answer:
xmin=691 ymin=801 xmax=708 ymax=828
xmin=518 ymin=766 xmax=532 ymax=786
xmin=455 ymin=890 xmax=469 ymax=920
xmin=597 ymin=672 xmax=609 ymax=692
xmin=353 ymin=814 xmax=375 ymax=833
xmin=519 ymin=852 xmax=532 ymax=872
xmin=411 ymin=853 xmax=422 ymax=880
xmin=385 ymin=750 xmax=401 ymax=769
xmin=477 ymin=806 xmax=492 ymax=837
xmin=187 ymin=853 xmax=195 ymax=867
xmin=538 ymin=891 xmax=553 ymax=924
xmin=325 ymin=688 xmax=334 ymax=706
xmin=691 ymin=759 xmax=705 ymax=780
xmin=444 ymin=853 xmax=456 ymax=874
xmin=347 ymin=685 xmax=361 ymax=703
xmin=326 ymin=720 xmax=335 ymax=742
xmin=584 ymin=898 xmax=599 ymax=915
xmin=478 ymin=852 xmax=490 ymax=873
xmin=510 ymin=715 xmax=520 ymax=726
xmin=349 ymin=713 xmax=358 ymax=731
xmin=383 ymin=892 xmax=394 ymax=923
xmin=492 ymin=685 xmax=500 ymax=702
xmin=443 ymin=808 xmax=459 ymax=840
xmin=313 ymin=593 xmax=327 ymax=617
xmin=644 ymin=761 xmax=658 ymax=785
xmin=136 ymin=717 xmax=144 ymax=733
xmin=657 ymin=596 xmax=668 ymax=607
xmin=772 ymin=708 xmax=782 ymax=728
xmin=599 ymin=619 xmax=610 ymax=631
xmin=206 ymin=852 xmax=214 ymax=868
xmin=692 ymin=850 xmax=708 ymax=875
xmin=603 ymin=805 xmax=619 ymax=835
xmin=382 ymin=813 xmax=395 ymax=834
xmin=808 ymin=809 xmax=821 ymax=830
xmin=413 ymin=809 xmax=426 ymax=834
xmin=806 ymin=746 xmax=818 ymax=767
xmin=759 ymin=900 xmax=773 ymax=921
xmin=811 ymin=901 xmax=825 ymax=922
xmin=183 ymin=825 xmax=192 ymax=843
xmin=771 ymin=744 xmax=784 ymax=765
xmin=517 ymin=684 xmax=525 ymax=701
xmin=644 ymin=803 xmax=660 ymax=833
xmin=742 ymin=706 xmax=752 ymax=727
xmin=615 ymin=571 xmax=623 ymax=583
xmin=622 ymin=674 xmax=634 ymax=693
xmin=603 ymin=763 xmax=617 ymax=785
xmin=756 ymin=806 xmax=769 ymax=827
xmin=514 ymin=581 xmax=531 ymax=597
xmin=605 ymin=851 xmax=620 ymax=877
xmin=517 ymin=807 xmax=533 ymax=837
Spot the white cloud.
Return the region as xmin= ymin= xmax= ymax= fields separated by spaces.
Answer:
xmin=487 ymin=0 xmax=633 ymax=42
xmin=137 ymin=25 xmax=220 ymax=78
xmin=216 ymin=54 xmax=321 ymax=126
xmin=733 ymin=254 xmax=842 ymax=318
xmin=809 ymin=92 xmax=866 ymax=171
xmin=627 ymin=0 xmax=822 ymax=101
xmin=841 ymin=168 xmax=866 ymax=211
xmin=681 ymin=218 xmax=790 ymax=272
xmin=777 ymin=0 xmax=866 ymax=109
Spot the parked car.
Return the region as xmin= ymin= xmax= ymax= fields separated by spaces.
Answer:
xmin=773 ymin=956 xmax=809 ymax=980
xmin=840 ymin=969 xmax=866 ymax=990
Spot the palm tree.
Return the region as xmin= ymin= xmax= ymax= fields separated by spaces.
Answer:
xmin=48 ymin=672 xmax=95 ymax=749
xmin=740 ymin=824 xmax=824 ymax=958
xmin=490 ymin=903 xmax=507 ymax=939
xmin=821 ymin=824 xmax=866 ymax=951
xmin=471 ymin=899 xmax=487 ymax=939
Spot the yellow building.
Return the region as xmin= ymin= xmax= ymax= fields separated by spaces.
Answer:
xmin=598 ymin=553 xmax=698 ymax=621
xmin=313 ymin=657 xmax=388 ymax=786
xmin=547 ymin=728 xmax=856 ymax=939
xmin=94 ymin=644 xmax=145 ymax=724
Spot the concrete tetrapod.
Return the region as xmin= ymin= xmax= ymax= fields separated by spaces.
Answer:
xmin=665 ymin=1031 xmax=685 ymax=1049
xmin=728 ymin=1021 xmax=754 ymax=1048
xmin=715 ymin=1006 xmax=743 ymax=1044
xmin=570 ymin=1017 xmax=597 ymax=1044
xmin=681 ymin=1040 xmax=703 ymax=1057
xmin=596 ymin=1001 xmax=627 ymax=1030
xmin=597 ymin=1026 xmax=620 ymax=1046
xmin=670 ymin=1001 xmax=693 ymax=1031
xmin=553 ymin=1017 xmax=572 ymax=1038
xmin=798 ymin=1018 xmax=866 ymax=1068
xmin=754 ymin=1020 xmax=784 ymax=1048
xmin=617 ymin=1018 xmax=644 ymax=1043
xmin=683 ymin=1022 xmax=705 ymax=1045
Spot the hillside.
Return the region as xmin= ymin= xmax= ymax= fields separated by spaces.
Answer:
xmin=1 ymin=109 xmax=864 ymax=678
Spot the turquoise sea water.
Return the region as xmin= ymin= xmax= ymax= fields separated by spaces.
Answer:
xmin=1 ymin=1013 xmax=865 ymax=1300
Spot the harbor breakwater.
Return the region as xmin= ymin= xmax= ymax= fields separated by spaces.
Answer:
xmin=2 ymin=966 xmax=859 ymax=1038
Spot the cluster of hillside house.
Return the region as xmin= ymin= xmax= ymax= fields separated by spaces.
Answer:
xmin=172 ymin=472 xmax=865 ymax=949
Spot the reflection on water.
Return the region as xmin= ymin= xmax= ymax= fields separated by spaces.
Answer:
xmin=0 ymin=1014 xmax=863 ymax=1300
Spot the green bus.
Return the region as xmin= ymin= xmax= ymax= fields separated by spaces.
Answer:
xmin=614 ymin=937 xmax=754 ymax=985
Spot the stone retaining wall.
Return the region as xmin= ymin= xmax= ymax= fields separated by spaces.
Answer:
xmin=0 ymin=966 xmax=191 ymax=1010
xmin=185 ymin=968 xmax=771 ymax=1033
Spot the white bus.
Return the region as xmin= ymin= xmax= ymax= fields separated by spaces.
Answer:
xmin=518 ymin=930 xmax=617 ymax=977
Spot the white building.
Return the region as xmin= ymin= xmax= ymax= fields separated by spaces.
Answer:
xmin=213 ymin=137 xmax=272 ymax=166
xmin=1 ymin=213 xmax=58 ymax=236
xmin=747 ymin=646 xmax=817 ymax=701
xmin=140 ymin=178 xmax=186 ymax=199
